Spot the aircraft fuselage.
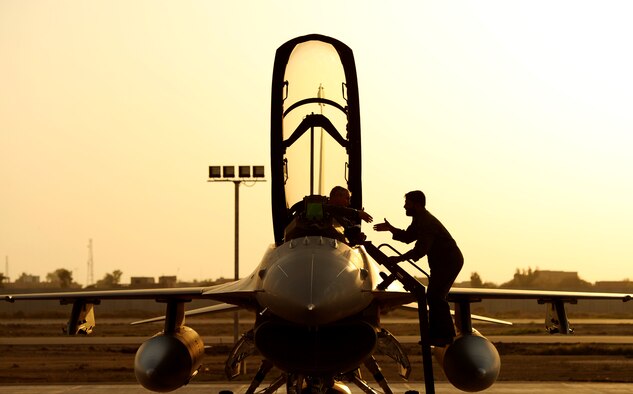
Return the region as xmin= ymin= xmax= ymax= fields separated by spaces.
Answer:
xmin=253 ymin=236 xmax=382 ymax=375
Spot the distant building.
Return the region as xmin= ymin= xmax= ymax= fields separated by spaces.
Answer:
xmin=158 ymin=276 xmax=177 ymax=287
xmin=531 ymin=270 xmax=579 ymax=287
xmin=130 ymin=277 xmax=155 ymax=287
xmin=594 ymin=280 xmax=633 ymax=292
xmin=8 ymin=274 xmax=51 ymax=288
xmin=15 ymin=274 xmax=40 ymax=284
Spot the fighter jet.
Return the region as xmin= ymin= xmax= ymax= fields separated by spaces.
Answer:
xmin=3 ymin=34 xmax=631 ymax=394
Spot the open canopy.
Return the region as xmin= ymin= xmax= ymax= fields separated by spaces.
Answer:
xmin=270 ymin=34 xmax=362 ymax=245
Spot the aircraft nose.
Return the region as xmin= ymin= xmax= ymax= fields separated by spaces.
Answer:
xmin=258 ymin=237 xmax=372 ymax=325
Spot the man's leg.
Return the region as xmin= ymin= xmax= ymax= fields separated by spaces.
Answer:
xmin=427 ymin=275 xmax=456 ymax=343
xmin=427 ymin=262 xmax=462 ymax=344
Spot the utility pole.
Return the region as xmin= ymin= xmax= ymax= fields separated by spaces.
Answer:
xmin=208 ymin=165 xmax=265 ymax=343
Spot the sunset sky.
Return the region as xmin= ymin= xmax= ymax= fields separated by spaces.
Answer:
xmin=2 ymin=1 xmax=632 ymax=286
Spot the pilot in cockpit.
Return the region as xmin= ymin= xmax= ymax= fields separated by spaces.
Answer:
xmin=328 ymin=186 xmax=373 ymax=244
xmin=284 ymin=187 xmax=373 ymax=245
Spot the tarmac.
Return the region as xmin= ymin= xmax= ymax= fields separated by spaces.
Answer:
xmin=1 ymin=383 xmax=632 ymax=393
xmin=2 ymin=335 xmax=633 ymax=345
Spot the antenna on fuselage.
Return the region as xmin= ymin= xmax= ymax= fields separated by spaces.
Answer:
xmin=317 ymin=83 xmax=325 ymax=195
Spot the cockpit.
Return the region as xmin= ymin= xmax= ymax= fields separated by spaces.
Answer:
xmin=270 ymin=35 xmax=364 ymax=246
xmin=283 ymin=194 xmax=366 ymax=245
xmin=284 ymin=195 xmax=345 ymax=242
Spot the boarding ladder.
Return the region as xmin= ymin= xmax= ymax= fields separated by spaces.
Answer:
xmin=363 ymin=241 xmax=435 ymax=394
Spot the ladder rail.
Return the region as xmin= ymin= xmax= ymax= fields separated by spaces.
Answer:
xmin=364 ymin=241 xmax=435 ymax=394
xmin=376 ymin=243 xmax=430 ymax=279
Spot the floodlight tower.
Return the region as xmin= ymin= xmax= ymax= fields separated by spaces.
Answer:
xmin=208 ymin=165 xmax=265 ymax=342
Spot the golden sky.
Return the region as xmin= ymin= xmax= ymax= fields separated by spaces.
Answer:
xmin=1 ymin=1 xmax=632 ymax=286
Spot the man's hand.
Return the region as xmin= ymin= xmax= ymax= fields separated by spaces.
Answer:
xmin=359 ymin=210 xmax=373 ymax=223
xmin=386 ymin=256 xmax=401 ymax=265
xmin=373 ymin=218 xmax=394 ymax=232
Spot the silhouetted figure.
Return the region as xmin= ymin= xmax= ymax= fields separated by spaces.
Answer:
xmin=328 ymin=186 xmax=372 ymax=244
xmin=328 ymin=185 xmax=352 ymax=207
xmin=373 ymin=190 xmax=463 ymax=346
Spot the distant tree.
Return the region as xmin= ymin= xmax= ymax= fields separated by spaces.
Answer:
xmin=15 ymin=272 xmax=33 ymax=284
xmin=500 ymin=267 xmax=539 ymax=288
xmin=470 ymin=272 xmax=483 ymax=287
xmin=112 ymin=269 xmax=123 ymax=284
xmin=96 ymin=269 xmax=123 ymax=288
xmin=0 ymin=273 xmax=6 ymax=287
xmin=46 ymin=268 xmax=74 ymax=288
xmin=469 ymin=272 xmax=498 ymax=288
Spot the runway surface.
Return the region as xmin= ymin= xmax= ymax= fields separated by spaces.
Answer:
xmin=3 ymin=318 xmax=633 ymax=324
xmin=1 ymin=383 xmax=632 ymax=393
xmin=2 ymin=335 xmax=632 ymax=345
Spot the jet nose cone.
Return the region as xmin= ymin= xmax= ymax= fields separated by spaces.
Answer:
xmin=258 ymin=237 xmax=372 ymax=325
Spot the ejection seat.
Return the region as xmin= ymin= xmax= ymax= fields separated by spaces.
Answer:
xmin=283 ymin=195 xmax=347 ymax=243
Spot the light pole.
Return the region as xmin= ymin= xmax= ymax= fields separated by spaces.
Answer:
xmin=208 ymin=165 xmax=265 ymax=343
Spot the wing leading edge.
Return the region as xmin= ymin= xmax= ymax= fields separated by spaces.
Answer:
xmin=448 ymin=287 xmax=632 ymax=303
xmin=3 ymin=273 xmax=262 ymax=306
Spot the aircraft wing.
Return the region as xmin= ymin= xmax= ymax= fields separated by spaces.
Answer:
xmin=2 ymin=275 xmax=262 ymax=309
xmin=3 ymin=287 xmax=209 ymax=302
xmin=2 ymin=277 xmax=262 ymax=335
xmin=127 ymin=280 xmax=266 ymax=326
xmin=399 ymin=302 xmax=513 ymax=326
xmin=371 ymin=290 xmax=513 ymax=325
xmin=447 ymin=287 xmax=632 ymax=302
xmin=131 ymin=302 xmax=241 ymax=325
xmin=370 ymin=286 xmax=631 ymax=330
xmin=369 ymin=289 xmax=415 ymax=310
xmin=368 ymin=287 xmax=631 ymax=310
xmin=446 ymin=287 xmax=631 ymax=334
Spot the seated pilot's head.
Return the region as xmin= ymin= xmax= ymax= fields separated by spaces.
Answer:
xmin=329 ymin=186 xmax=351 ymax=207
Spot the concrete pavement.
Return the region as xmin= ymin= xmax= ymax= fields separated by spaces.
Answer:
xmin=0 ymin=383 xmax=632 ymax=394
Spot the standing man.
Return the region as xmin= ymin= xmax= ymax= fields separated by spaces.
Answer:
xmin=373 ymin=190 xmax=463 ymax=346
